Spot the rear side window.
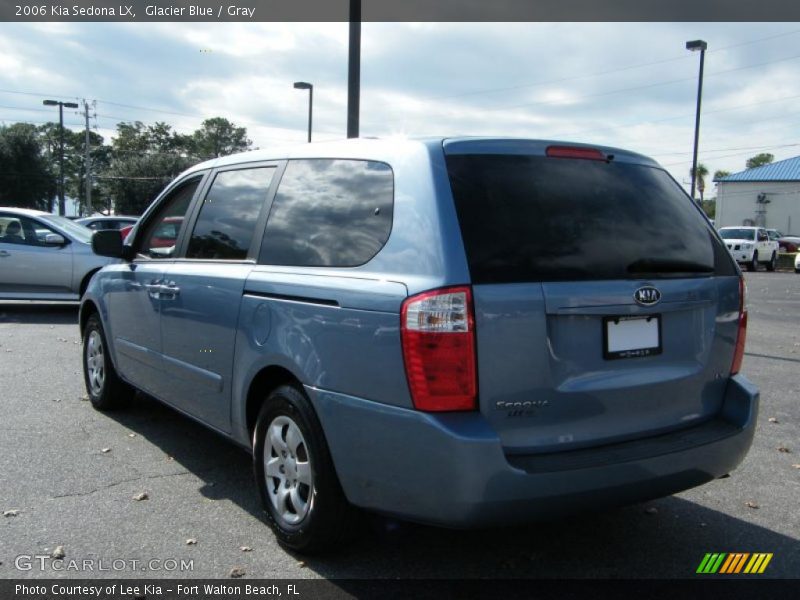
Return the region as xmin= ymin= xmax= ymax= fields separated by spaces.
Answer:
xmin=187 ymin=167 xmax=275 ymax=260
xmin=446 ymin=154 xmax=735 ymax=283
xmin=259 ymin=159 xmax=393 ymax=267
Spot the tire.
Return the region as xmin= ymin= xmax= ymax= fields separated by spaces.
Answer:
xmin=253 ymin=384 xmax=355 ymax=553
xmin=766 ymin=252 xmax=777 ymax=272
xmin=747 ymin=251 xmax=758 ymax=272
xmin=82 ymin=314 xmax=134 ymax=411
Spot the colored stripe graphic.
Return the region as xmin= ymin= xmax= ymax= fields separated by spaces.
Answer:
xmin=697 ymin=552 xmax=773 ymax=574
xmin=720 ymin=553 xmax=749 ymax=573
xmin=697 ymin=553 xmax=727 ymax=573
xmin=744 ymin=553 xmax=773 ymax=574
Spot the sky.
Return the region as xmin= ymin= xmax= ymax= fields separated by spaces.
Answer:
xmin=1 ymin=21 xmax=800 ymax=194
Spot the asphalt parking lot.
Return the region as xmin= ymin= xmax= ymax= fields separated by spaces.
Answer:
xmin=1 ymin=271 xmax=798 ymax=580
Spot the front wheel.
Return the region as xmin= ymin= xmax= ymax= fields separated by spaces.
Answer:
xmin=766 ymin=252 xmax=777 ymax=272
xmin=253 ymin=385 xmax=355 ymax=553
xmin=747 ymin=251 xmax=758 ymax=272
xmin=82 ymin=314 xmax=134 ymax=411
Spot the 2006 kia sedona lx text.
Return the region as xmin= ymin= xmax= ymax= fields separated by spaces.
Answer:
xmin=81 ymin=138 xmax=757 ymax=552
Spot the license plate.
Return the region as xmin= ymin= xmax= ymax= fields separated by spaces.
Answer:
xmin=603 ymin=315 xmax=662 ymax=360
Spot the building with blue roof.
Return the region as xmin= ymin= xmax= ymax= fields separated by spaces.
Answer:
xmin=714 ymin=156 xmax=800 ymax=234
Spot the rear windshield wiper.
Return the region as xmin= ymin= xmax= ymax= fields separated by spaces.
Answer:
xmin=627 ymin=258 xmax=714 ymax=274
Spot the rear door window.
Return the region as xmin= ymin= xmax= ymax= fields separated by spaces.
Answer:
xmin=259 ymin=159 xmax=393 ymax=267
xmin=446 ymin=154 xmax=734 ymax=283
xmin=186 ymin=167 xmax=275 ymax=260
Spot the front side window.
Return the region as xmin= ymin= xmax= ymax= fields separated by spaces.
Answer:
xmin=719 ymin=228 xmax=755 ymax=241
xmin=137 ymin=177 xmax=201 ymax=259
xmin=259 ymin=159 xmax=394 ymax=267
xmin=186 ymin=167 xmax=275 ymax=260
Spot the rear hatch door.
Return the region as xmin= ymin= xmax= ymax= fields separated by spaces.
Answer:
xmin=444 ymin=140 xmax=740 ymax=454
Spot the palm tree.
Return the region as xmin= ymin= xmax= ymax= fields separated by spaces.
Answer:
xmin=690 ymin=163 xmax=709 ymax=201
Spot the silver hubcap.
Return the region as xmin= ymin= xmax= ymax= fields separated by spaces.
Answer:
xmin=264 ymin=416 xmax=313 ymax=525
xmin=86 ymin=330 xmax=105 ymax=396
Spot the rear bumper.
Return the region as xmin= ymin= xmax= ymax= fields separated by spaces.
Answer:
xmin=307 ymin=374 xmax=758 ymax=528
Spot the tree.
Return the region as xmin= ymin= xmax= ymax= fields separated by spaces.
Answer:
xmin=690 ymin=163 xmax=709 ymax=201
xmin=101 ymin=153 xmax=192 ymax=215
xmin=713 ymin=169 xmax=730 ymax=181
xmin=0 ymin=123 xmax=56 ymax=210
xmin=38 ymin=123 xmax=110 ymax=215
xmin=100 ymin=121 xmax=194 ymax=215
xmin=97 ymin=118 xmax=253 ymax=214
xmin=746 ymin=153 xmax=774 ymax=169
xmin=699 ymin=199 xmax=715 ymax=219
xmin=189 ymin=117 xmax=251 ymax=160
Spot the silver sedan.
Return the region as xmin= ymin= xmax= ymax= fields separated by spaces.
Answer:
xmin=0 ymin=207 xmax=115 ymax=301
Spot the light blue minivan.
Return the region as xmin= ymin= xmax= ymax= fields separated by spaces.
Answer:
xmin=82 ymin=138 xmax=757 ymax=552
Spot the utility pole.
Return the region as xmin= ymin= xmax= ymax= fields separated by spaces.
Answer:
xmin=82 ymin=100 xmax=93 ymax=216
xmin=347 ymin=0 xmax=361 ymax=138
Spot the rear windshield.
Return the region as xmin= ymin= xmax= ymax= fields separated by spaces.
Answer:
xmin=446 ymin=154 xmax=735 ymax=283
xmin=719 ymin=228 xmax=755 ymax=241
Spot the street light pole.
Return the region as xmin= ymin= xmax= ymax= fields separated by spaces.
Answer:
xmin=293 ymin=82 xmax=313 ymax=143
xmin=686 ymin=39 xmax=707 ymax=202
xmin=43 ymin=99 xmax=79 ymax=215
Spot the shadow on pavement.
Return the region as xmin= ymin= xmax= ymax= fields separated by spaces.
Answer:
xmin=0 ymin=303 xmax=79 ymax=325
xmin=108 ymin=394 xmax=798 ymax=579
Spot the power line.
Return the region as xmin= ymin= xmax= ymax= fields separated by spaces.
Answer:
xmin=661 ymin=144 xmax=800 ymax=167
xmin=552 ymin=93 xmax=800 ymax=140
xmin=482 ymin=52 xmax=800 ymax=113
xmin=370 ymin=51 xmax=800 ymax=130
xmin=407 ymin=28 xmax=800 ymax=104
xmin=649 ymin=142 xmax=800 ymax=159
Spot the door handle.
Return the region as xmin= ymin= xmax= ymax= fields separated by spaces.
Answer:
xmin=160 ymin=282 xmax=180 ymax=297
xmin=0 ymin=250 xmax=9 ymax=257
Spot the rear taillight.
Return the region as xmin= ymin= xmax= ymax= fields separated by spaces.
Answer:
xmin=545 ymin=145 xmax=607 ymax=161
xmin=400 ymin=286 xmax=477 ymax=412
xmin=731 ymin=276 xmax=747 ymax=375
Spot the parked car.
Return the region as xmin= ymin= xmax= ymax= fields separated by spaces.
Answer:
xmin=795 ymin=252 xmax=800 ymax=274
xmin=76 ymin=215 xmax=138 ymax=231
xmin=763 ymin=229 xmax=800 ymax=253
xmin=718 ymin=226 xmax=779 ymax=271
xmin=779 ymin=235 xmax=800 ymax=253
xmin=81 ymin=138 xmax=757 ymax=553
xmin=0 ymin=207 xmax=116 ymax=300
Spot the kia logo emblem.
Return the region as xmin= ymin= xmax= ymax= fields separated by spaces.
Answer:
xmin=634 ymin=286 xmax=661 ymax=306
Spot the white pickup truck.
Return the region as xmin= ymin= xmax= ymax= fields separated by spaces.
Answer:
xmin=718 ymin=226 xmax=779 ymax=271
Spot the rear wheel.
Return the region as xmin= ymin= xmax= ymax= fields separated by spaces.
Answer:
xmin=747 ymin=251 xmax=758 ymax=272
xmin=766 ymin=252 xmax=777 ymax=272
xmin=253 ymin=385 xmax=355 ymax=553
xmin=82 ymin=314 xmax=134 ymax=410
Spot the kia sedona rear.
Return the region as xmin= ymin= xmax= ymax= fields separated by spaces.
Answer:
xmin=321 ymin=138 xmax=757 ymax=531
xmin=81 ymin=137 xmax=757 ymax=552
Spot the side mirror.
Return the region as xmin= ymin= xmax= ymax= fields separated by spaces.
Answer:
xmin=92 ymin=229 xmax=127 ymax=259
xmin=44 ymin=233 xmax=67 ymax=246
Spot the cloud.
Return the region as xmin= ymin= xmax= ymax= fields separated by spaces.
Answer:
xmin=1 ymin=21 xmax=799 ymax=187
